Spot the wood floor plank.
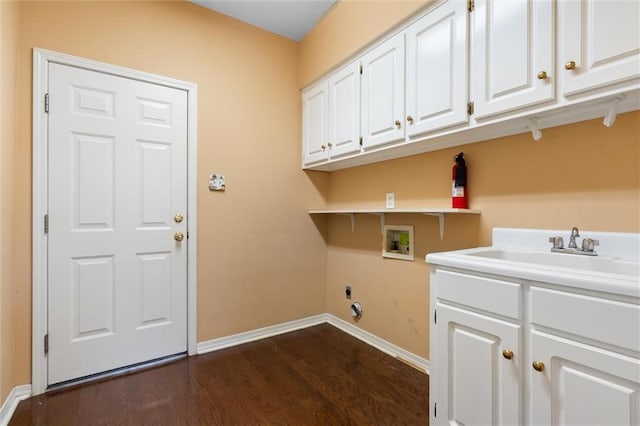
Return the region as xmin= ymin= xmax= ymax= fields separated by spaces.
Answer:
xmin=10 ymin=324 xmax=429 ymax=425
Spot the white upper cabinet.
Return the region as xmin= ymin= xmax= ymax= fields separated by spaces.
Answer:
xmin=361 ymin=32 xmax=405 ymax=149
xmin=327 ymin=61 xmax=361 ymax=158
xmin=558 ymin=0 xmax=640 ymax=97
xmin=302 ymin=80 xmax=329 ymax=165
xmin=471 ymin=0 xmax=554 ymax=119
xmin=405 ymin=0 xmax=469 ymax=137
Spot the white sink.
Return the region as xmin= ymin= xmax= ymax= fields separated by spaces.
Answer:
xmin=466 ymin=248 xmax=639 ymax=278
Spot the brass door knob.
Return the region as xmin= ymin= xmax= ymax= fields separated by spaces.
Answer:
xmin=532 ymin=361 xmax=545 ymax=372
xmin=537 ymin=70 xmax=548 ymax=80
xmin=395 ymin=120 xmax=401 ymax=127
xmin=565 ymin=61 xmax=576 ymax=70
xmin=174 ymin=232 xmax=184 ymax=242
xmin=407 ymin=115 xmax=414 ymax=123
xmin=174 ymin=213 xmax=184 ymax=223
xmin=502 ymin=349 xmax=514 ymax=360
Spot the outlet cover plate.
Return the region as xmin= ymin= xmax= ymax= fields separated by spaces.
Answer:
xmin=386 ymin=192 xmax=395 ymax=209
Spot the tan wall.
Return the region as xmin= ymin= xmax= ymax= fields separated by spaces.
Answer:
xmin=9 ymin=0 xmax=329 ymax=387
xmin=0 ymin=0 xmax=20 ymax=403
xmin=300 ymin=1 xmax=640 ymax=359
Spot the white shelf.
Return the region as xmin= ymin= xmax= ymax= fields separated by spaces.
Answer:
xmin=309 ymin=208 xmax=481 ymax=240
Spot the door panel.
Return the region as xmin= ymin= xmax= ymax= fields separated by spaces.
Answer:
xmin=48 ymin=63 xmax=187 ymax=385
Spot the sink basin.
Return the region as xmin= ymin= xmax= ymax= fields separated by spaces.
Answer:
xmin=466 ymin=249 xmax=639 ymax=278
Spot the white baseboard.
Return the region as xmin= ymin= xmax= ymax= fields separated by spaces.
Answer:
xmin=196 ymin=313 xmax=429 ymax=375
xmin=197 ymin=314 xmax=328 ymax=354
xmin=326 ymin=314 xmax=430 ymax=374
xmin=0 ymin=384 xmax=31 ymax=426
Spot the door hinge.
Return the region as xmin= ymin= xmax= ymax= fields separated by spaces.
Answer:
xmin=44 ymin=334 xmax=49 ymax=355
xmin=44 ymin=93 xmax=50 ymax=113
xmin=434 ymin=309 xmax=437 ymax=324
xmin=468 ymin=0 xmax=474 ymax=12
xmin=434 ymin=402 xmax=437 ymax=417
xmin=359 ymin=65 xmax=363 ymax=75
xmin=467 ymin=101 xmax=475 ymax=116
xmin=44 ymin=214 xmax=49 ymax=234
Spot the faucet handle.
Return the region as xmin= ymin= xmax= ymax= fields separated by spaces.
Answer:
xmin=582 ymin=238 xmax=599 ymax=252
xmin=549 ymin=236 xmax=564 ymax=249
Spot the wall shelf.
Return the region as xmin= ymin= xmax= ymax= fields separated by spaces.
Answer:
xmin=309 ymin=208 xmax=481 ymax=240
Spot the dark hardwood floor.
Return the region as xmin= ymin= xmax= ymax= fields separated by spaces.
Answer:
xmin=11 ymin=324 xmax=429 ymax=425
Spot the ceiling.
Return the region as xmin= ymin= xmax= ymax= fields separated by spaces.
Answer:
xmin=190 ymin=0 xmax=339 ymax=42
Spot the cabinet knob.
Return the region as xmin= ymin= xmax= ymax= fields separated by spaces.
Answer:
xmin=407 ymin=115 xmax=414 ymax=123
xmin=502 ymin=349 xmax=514 ymax=360
xmin=532 ymin=361 xmax=545 ymax=372
xmin=327 ymin=143 xmax=333 ymax=148
xmin=537 ymin=70 xmax=548 ymax=80
xmin=395 ymin=120 xmax=401 ymax=128
xmin=565 ymin=61 xmax=577 ymax=70
xmin=321 ymin=144 xmax=326 ymax=151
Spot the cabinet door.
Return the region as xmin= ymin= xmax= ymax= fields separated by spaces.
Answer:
xmin=406 ymin=0 xmax=468 ymax=137
xmin=302 ymin=81 xmax=329 ymax=165
xmin=434 ymin=303 xmax=521 ymax=426
xmin=471 ymin=0 xmax=554 ymax=119
xmin=361 ymin=33 xmax=405 ymax=149
xmin=558 ymin=0 xmax=640 ymax=97
xmin=328 ymin=61 xmax=361 ymax=158
xmin=531 ymin=331 xmax=640 ymax=426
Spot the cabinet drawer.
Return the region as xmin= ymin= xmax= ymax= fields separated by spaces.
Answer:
xmin=531 ymin=286 xmax=640 ymax=353
xmin=435 ymin=269 xmax=521 ymax=319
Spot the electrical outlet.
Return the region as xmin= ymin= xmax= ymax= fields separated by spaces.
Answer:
xmin=345 ymin=285 xmax=352 ymax=299
xmin=386 ymin=192 xmax=395 ymax=209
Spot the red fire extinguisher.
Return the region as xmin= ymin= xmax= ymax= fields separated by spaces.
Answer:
xmin=452 ymin=152 xmax=468 ymax=209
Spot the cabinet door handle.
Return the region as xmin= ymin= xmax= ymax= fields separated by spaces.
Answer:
xmin=327 ymin=143 xmax=333 ymax=149
xmin=406 ymin=115 xmax=414 ymax=123
xmin=395 ymin=120 xmax=401 ymax=128
xmin=537 ymin=70 xmax=548 ymax=80
xmin=565 ymin=61 xmax=577 ymax=70
xmin=321 ymin=145 xmax=326 ymax=151
xmin=532 ymin=361 xmax=545 ymax=372
xmin=502 ymin=349 xmax=514 ymax=360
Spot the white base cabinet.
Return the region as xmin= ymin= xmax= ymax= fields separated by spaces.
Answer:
xmin=429 ymin=267 xmax=640 ymax=426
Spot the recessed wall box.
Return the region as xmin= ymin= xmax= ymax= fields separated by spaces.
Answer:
xmin=382 ymin=225 xmax=414 ymax=261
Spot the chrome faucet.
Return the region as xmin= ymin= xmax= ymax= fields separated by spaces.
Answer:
xmin=549 ymin=226 xmax=599 ymax=256
xmin=568 ymin=227 xmax=580 ymax=249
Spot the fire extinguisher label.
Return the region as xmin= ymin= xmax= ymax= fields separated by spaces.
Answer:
xmin=452 ymin=183 xmax=465 ymax=197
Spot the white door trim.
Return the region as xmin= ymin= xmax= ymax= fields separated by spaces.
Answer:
xmin=32 ymin=48 xmax=198 ymax=395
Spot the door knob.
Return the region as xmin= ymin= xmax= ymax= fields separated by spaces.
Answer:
xmin=532 ymin=361 xmax=545 ymax=372
xmin=502 ymin=349 xmax=514 ymax=360
xmin=174 ymin=232 xmax=184 ymax=242
xmin=565 ymin=61 xmax=576 ymax=70
xmin=174 ymin=213 xmax=184 ymax=223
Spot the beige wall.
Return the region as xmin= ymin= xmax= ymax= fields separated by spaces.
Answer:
xmin=0 ymin=0 xmax=20 ymax=404
xmin=6 ymin=0 xmax=330 ymax=389
xmin=300 ymin=1 xmax=640 ymax=359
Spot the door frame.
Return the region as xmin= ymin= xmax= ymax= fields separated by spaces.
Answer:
xmin=32 ymin=48 xmax=198 ymax=395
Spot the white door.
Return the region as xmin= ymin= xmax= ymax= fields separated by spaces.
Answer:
xmin=302 ymin=80 xmax=329 ymax=165
xmin=361 ymin=33 xmax=405 ymax=149
xmin=558 ymin=0 xmax=640 ymax=97
xmin=531 ymin=331 xmax=640 ymax=426
xmin=471 ymin=0 xmax=554 ymax=119
xmin=327 ymin=60 xmax=361 ymax=158
xmin=48 ymin=63 xmax=188 ymax=385
xmin=405 ymin=0 xmax=469 ymax=137
xmin=435 ymin=303 xmax=521 ymax=426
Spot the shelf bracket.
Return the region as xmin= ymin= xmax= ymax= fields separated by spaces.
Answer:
xmin=367 ymin=213 xmax=385 ymax=234
xmin=529 ymin=118 xmax=542 ymax=141
xmin=603 ymin=95 xmax=623 ymax=128
xmin=423 ymin=212 xmax=445 ymax=240
xmin=337 ymin=213 xmax=356 ymax=232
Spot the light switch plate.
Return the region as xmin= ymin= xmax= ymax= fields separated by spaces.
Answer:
xmin=209 ymin=174 xmax=226 ymax=191
xmin=386 ymin=192 xmax=395 ymax=209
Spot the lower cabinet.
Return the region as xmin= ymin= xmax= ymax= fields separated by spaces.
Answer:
xmin=430 ymin=267 xmax=640 ymax=426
